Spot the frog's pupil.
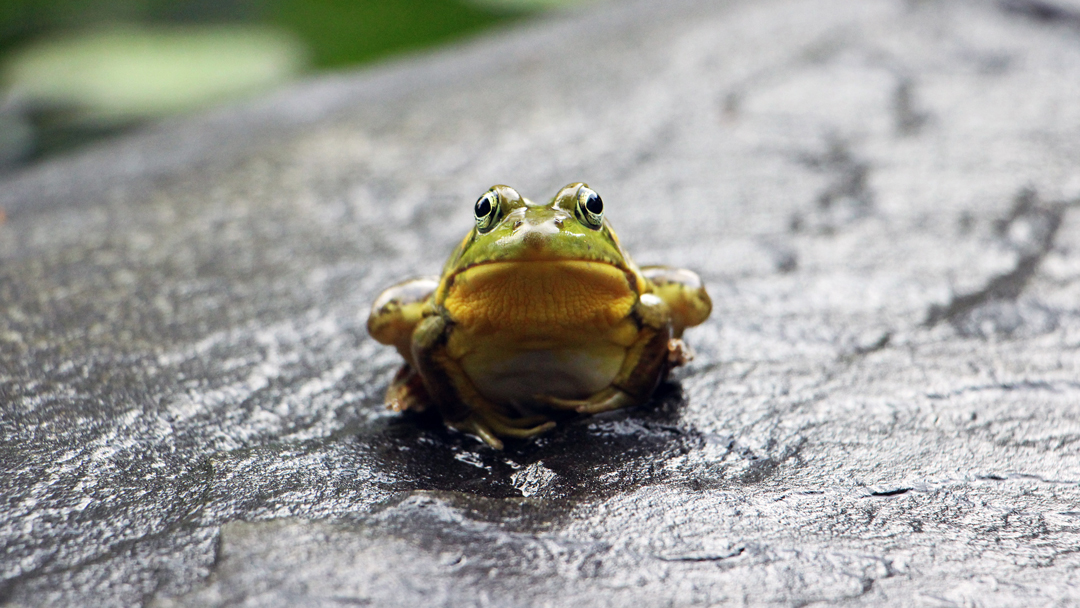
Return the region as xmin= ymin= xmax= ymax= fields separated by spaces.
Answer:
xmin=585 ymin=193 xmax=603 ymax=215
xmin=475 ymin=196 xmax=491 ymax=218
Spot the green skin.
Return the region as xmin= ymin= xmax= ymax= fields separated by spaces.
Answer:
xmin=367 ymin=183 xmax=712 ymax=449
xmin=438 ymin=184 xmax=631 ymax=284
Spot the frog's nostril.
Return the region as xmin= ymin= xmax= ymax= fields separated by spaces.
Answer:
xmin=513 ymin=221 xmax=523 ymax=230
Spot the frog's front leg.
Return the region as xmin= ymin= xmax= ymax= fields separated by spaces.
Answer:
xmin=368 ymin=277 xmax=440 ymax=412
xmin=367 ymin=276 xmax=440 ymax=368
xmin=640 ymin=266 xmax=712 ymax=338
xmin=541 ymin=294 xmax=675 ymax=414
xmin=411 ymin=313 xmax=556 ymax=449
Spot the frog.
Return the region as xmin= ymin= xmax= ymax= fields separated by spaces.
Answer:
xmin=367 ymin=183 xmax=711 ymax=449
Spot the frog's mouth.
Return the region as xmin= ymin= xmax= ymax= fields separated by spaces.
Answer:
xmin=456 ymin=207 xmax=630 ymax=272
xmin=442 ymin=259 xmax=638 ymax=333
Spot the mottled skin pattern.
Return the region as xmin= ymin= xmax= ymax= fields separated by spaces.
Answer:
xmin=368 ymin=184 xmax=711 ymax=448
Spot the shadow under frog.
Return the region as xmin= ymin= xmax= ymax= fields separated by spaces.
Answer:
xmin=363 ymin=381 xmax=703 ymax=503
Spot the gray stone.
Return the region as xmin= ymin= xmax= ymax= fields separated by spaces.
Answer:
xmin=4 ymin=0 xmax=1080 ymax=606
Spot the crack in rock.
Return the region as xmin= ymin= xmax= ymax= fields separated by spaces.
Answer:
xmin=926 ymin=379 xmax=1080 ymax=400
xmin=924 ymin=188 xmax=1066 ymax=337
xmin=892 ymin=76 xmax=928 ymax=136
xmin=736 ymin=437 xmax=807 ymax=485
xmin=868 ymin=488 xmax=912 ymax=498
xmin=791 ymin=139 xmax=875 ymax=235
xmin=1000 ymin=0 xmax=1080 ymax=27
xmin=653 ymin=546 xmax=746 ymax=563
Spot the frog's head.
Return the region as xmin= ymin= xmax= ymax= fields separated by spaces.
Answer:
xmin=435 ymin=183 xmax=648 ymax=329
xmin=442 ymin=183 xmax=634 ymax=274
xmin=432 ymin=184 xmax=649 ymax=321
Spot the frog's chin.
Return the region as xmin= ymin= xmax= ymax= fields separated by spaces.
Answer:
xmin=461 ymin=250 xmax=625 ymax=268
xmin=442 ymin=260 xmax=638 ymax=332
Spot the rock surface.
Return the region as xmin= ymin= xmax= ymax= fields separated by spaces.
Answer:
xmin=4 ymin=0 xmax=1080 ymax=605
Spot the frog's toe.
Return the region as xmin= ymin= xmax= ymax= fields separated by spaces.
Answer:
xmin=385 ymin=365 xmax=429 ymax=412
xmin=534 ymin=394 xmax=584 ymax=411
xmin=448 ymin=417 xmax=505 ymax=450
xmin=472 ymin=405 xmax=550 ymax=428
xmin=667 ymin=338 xmax=694 ymax=367
xmin=538 ymin=388 xmax=635 ymax=414
xmin=576 ymin=390 xmax=635 ymax=414
xmin=479 ymin=409 xmax=555 ymax=437
xmin=449 ymin=412 xmax=556 ymax=449
xmin=386 ymin=385 xmax=427 ymax=413
xmin=489 ymin=419 xmax=557 ymax=438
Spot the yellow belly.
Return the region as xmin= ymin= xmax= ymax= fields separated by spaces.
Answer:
xmin=461 ymin=342 xmax=627 ymax=404
xmin=441 ymin=260 xmax=640 ymax=404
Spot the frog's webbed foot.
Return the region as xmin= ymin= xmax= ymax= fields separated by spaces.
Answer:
xmin=536 ymin=387 xmax=636 ymax=415
xmin=385 ymin=365 xmax=429 ymax=413
xmin=448 ymin=410 xmax=557 ymax=450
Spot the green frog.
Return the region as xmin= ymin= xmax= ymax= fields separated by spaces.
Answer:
xmin=367 ymin=183 xmax=711 ymax=449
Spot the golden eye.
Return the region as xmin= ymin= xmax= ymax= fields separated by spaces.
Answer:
xmin=474 ymin=190 xmax=499 ymax=232
xmin=577 ymin=187 xmax=604 ymax=229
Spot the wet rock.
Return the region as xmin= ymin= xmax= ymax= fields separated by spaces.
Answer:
xmin=4 ymin=0 xmax=1080 ymax=606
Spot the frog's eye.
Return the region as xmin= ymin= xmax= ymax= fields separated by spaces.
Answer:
xmin=474 ymin=190 xmax=499 ymax=233
xmin=576 ymin=187 xmax=604 ymax=229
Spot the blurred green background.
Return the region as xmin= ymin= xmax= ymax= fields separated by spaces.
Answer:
xmin=0 ymin=0 xmax=579 ymax=171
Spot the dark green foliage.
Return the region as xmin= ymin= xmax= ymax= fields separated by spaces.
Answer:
xmin=0 ymin=0 xmax=528 ymax=69
xmin=268 ymin=0 xmax=525 ymax=69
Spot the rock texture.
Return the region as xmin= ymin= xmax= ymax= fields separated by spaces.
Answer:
xmin=4 ymin=0 xmax=1080 ymax=605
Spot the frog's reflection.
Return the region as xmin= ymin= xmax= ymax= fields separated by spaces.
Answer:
xmin=365 ymin=382 xmax=700 ymax=501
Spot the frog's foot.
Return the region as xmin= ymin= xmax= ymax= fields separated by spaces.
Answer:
xmin=385 ymin=365 xmax=429 ymax=413
xmin=667 ymin=338 xmax=694 ymax=368
xmin=448 ymin=410 xmax=557 ymax=450
xmin=447 ymin=417 xmax=505 ymax=450
xmin=536 ymin=387 xmax=636 ymax=415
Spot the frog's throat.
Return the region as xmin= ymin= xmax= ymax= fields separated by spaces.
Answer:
xmin=440 ymin=260 xmax=639 ymax=334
